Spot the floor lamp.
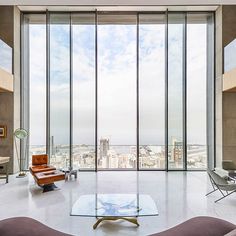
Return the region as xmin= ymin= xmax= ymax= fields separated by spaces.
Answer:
xmin=14 ymin=128 xmax=28 ymax=178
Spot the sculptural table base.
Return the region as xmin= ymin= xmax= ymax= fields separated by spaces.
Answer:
xmin=93 ymin=216 xmax=139 ymax=229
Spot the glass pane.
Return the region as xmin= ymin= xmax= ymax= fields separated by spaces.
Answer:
xmin=187 ymin=14 xmax=209 ymax=169
xmin=97 ymin=14 xmax=137 ymax=169
xmin=26 ymin=14 xmax=47 ymax=166
xmin=0 ymin=39 xmax=12 ymax=73
xmin=72 ymin=14 xmax=96 ymax=170
xmin=168 ymin=13 xmax=184 ymax=169
xmin=224 ymin=38 xmax=236 ymax=73
xmin=50 ymin=14 xmax=70 ymax=169
xmin=139 ymin=14 xmax=165 ymax=169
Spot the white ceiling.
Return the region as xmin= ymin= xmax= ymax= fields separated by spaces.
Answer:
xmin=0 ymin=0 xmax=235 ymax=12
xmin=0 ymin=0 xmax=236 ymax=5
xmin=17 ymin=6 xmax=219 ymax=12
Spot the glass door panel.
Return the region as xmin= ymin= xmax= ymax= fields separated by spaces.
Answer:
xmin=186 ymin=14 xmax=208 ymax=169
xmin=24 ymin=14 xmax=47 ymax=167
xmin=97 ymin=14 xmax=137 ymax=169
xmin=139 ymin=14 xmax=166 ymax=169
xmin=72 ymin=14 xmax=96 ymax=170
xmin=50 ymin=14 xmax=70 ymax=168
xmin=167 ymin=13 xmax=185 ymax=170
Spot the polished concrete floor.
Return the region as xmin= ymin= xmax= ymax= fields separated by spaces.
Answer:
xmin=0 ymin=171 xmax=236 ymax=236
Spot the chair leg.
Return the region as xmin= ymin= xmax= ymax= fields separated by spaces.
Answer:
xmin=206 ymin=174 xmax=218 ymax=196
xmin=5 ymin=163 xmax=8 ymax=184
xmin=215 ymin=190 xmax=236 ymax=203
xmin=42 ymin=183 xmax=58 ymax=193
xmin=206 ymin=188 xmax=218 ymax=196
xmin=215 ymin=194 xmax=227 ymax=203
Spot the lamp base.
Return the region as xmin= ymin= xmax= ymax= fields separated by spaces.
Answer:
xmin=16 ymin=172 xmax=27 ymax=178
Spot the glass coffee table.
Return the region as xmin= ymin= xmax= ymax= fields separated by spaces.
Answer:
xmin=71 ymin=194 xmax=158 ymax=229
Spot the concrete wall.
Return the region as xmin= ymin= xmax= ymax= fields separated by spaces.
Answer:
xmin=0 ymin=6 xmax=13 ymax=48
xmin=0 ymin=93 xmax=14 ymax=173
xmin=216 ymin=5 xmax=236 ymax=165
xmin=222 ymin=6 xmax=236 ymax=164
xmin=0 ymin=6 xmax=14 ymax=174
xmin=222 ymin=6 xmax=236 ymax=47
xmin=0 ymin=6 xmax=20 ymax=174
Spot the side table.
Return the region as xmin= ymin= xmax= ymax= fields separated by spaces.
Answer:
xmin=60 ymin=167 xmax=77 ymax=180
xmin=0 ymin=157 xmax=10 ymax=183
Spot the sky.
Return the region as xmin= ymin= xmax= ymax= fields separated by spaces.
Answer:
xmin=0 ymin=39 xmax=12 ymax=73
xmin=28 ymin=13 xmax=210 ymax=147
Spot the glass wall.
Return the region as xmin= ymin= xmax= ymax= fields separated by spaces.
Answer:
xmin=97 ymin=14 xmax=137 ymax=169
xmin=72 ymin=14 xmax=96 ymax=170
xmin=22 ymin=11 xmax=214 ymax=171
xmin=139 ymin=14 xmax=165 ymax=169
xmin=186 ymin=14 xmax=209 ymax=169
xmin=50 ymin=14 xmax=70 ymax=169
xmin=168 ymin=13 xmax=185 ymax=170
xmin=22 ymin=14 xmax=47 ymax=166
xmin=0 ymin=39 xmax=12 ymax=73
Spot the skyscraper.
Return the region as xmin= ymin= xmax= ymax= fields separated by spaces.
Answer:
xmin=99 ymin=138 xmax=110 ymax=167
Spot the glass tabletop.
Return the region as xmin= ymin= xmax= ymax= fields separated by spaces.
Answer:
xmin=71 ymin=194 xmax=158 ymax=217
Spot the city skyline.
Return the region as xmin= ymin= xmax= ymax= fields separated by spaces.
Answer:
xmin=29 ymin=136 xmax=207 ymax=169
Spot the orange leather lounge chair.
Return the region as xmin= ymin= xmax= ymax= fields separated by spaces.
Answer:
xmin=30 ymin=154 xmax=65 ymax=192
xmin=29 ymin=154 xmax=56 ymax=175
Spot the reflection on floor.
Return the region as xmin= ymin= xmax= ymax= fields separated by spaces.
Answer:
xmin=0 ymin=171 xmax=236 ymax=236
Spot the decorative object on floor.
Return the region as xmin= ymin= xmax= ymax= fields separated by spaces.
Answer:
xmin=60 ymin=147 xmax=78 ymax=181
xmin=0 ymin=156 xmax=10 ymax=183
xmin=71 ymin=193 xmax=158 ymax=229
xmin=149 ymin=216 xmax=236 ymax=236
xmin=30 ymin=154 xmax=65 ymax=192
xmin=0 ymin=217 xmax=72 ymax=236
xmin=13 ymin=128 xmax=28 ymax=178
xmin=0 ymin=125 xmax=7 ymax=138
xmin=206 ymin=169 xmax=236 ymax=203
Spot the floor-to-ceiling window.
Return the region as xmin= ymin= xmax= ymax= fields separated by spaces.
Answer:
xmin=97 ymin=14 xmax=137 ymax=169
xmin=72 ymin=14 xmax=96 ymax=170
xmin=21 ymin=11 xmax=214 ymax=171
xmin=186 ymin=13 xmax=211 ymax=169
xmin=167 ymin=13 xmax=185 ymax=170
xmin=22 ymin=14 xmax=47 ymax=166
xmin=49 ymin=14 xmax=71 ymax=169
xmin=139 ymin=14 xmax=165 ymax=169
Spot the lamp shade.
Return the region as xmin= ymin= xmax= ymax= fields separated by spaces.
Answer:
xmin=14 ymin=128 xmax=28 ymax=139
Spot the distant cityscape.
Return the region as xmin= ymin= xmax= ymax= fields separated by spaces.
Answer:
xmin=29 ymin=137 xmax=207 ymax=170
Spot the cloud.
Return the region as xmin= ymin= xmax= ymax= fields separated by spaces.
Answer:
xmin=28 ymin=18 xmax=209 ymax=147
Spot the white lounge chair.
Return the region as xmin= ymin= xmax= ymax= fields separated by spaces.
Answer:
xmin=206 ymin=169 xmax=236 ymax=203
